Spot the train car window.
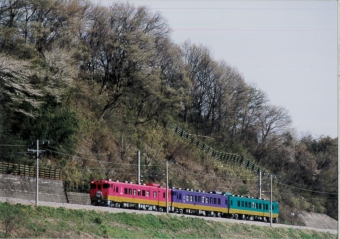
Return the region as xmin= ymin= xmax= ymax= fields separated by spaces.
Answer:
xmin=214 ymin=198 xmax=217 ymax=204
xmin=210 ymin=198 xmax=213 ymax=204
xmin=90 ymin=184 xmax=96 ymax=189
xmin=146 ymin=191 xmax=150 ymax=197
xmin=266 ymin=204 xmax=268 ymax=210
xmin=194 ymin=196 xmax=197 ymax=202
xmin=124 ymin=188 xmax=127 ymax=194
xmin=142 ymin=190 xmax=145 ymax=196
xmin=255 ymin=203 xmax=258 ymax=209
xmin=134 ymin=189 xmax=136 ymax=195
xmin=241 ymin=201 xmax=244 ymax=207
xmin=252 ymin=203 xmax=254 ymax=208
xmin=226 ymin=199 xmax=229 ymax=205
xmin=186 ymin=195 xmax=189 ymax=201
xmin=201 ymin=196 xmax=204 ymax=203
xmin=205 ymin=197 xmax=209 ymax=204
xmin=116 ymin=187 xmax=119 ymax=193
xmin=237 ymin=201 xmax=240 ymax=207
xmin=103 ymin=184 xmax=110 ymax=188
xmin=138 ymin=190 xmax=141 ymax=196
xmin=218 ymin=198 xmax=221 ymax=205
xmin=190 ymin=195 xmax=193 ymax=202
xmin=272 ymin=205 xmax=274 ymax=210
xmin=153 ymin=192 xmax=157 ymax=198
xmin=179 ymin=194 xmax=182 ymax=200
xmin=163 ymin=192 xmax=165 ymax=198
xmin=129 ymin=189 xmax=132 ymax=195
xmin=198 ymin=196 xmax=201 ymax=202
xmin=98 ymin=185 xmax=101 ymax=190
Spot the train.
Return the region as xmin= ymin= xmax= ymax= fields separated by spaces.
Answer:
xmin=90 ymin=179 xmax=279 ymax=223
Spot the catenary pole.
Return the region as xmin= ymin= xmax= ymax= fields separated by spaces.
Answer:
xmin=270 ymin=174 xmax=273 ymax=227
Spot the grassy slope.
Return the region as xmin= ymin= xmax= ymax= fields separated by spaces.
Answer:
xmin=0 ymin=202 xmax=336 ymax=238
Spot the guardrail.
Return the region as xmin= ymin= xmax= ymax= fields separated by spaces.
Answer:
xmin=0 ymin=161 xmax=61 ymax=180
xmin=166 ymin=122 xmax=277 ymax=181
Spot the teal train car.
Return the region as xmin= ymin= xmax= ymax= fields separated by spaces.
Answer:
xmin=226 ymin=193 xmax=279 ymax=222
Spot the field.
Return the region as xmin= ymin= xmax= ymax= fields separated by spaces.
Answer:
xmin=0 ymin=201 xmax=336 ymax=238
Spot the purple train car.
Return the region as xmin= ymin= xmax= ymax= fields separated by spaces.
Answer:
xmin=170 ymin=188 xmax=228 ymax=217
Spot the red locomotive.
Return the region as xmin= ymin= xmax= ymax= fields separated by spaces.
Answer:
xmin=90 ymin=179 xmax=171 ymax=211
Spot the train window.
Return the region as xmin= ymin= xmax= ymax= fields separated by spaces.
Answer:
xmin=186 ymin=195 xmax=189 ymax=201
xmin=272 ymin=205 xmax=274 ymax=210
xmin=129 ymin=189 xmax=132 ymax=195
xmin=266 ymin=204 xmax=268 ymax=210
xmin=237 ymin=201 xmax=240 ymax=207
xmin=116 ymin=187 xmax=119 ymax=193
xmin=103 ymin=184 xmax=110 ymax=189
xmin=205 ymin=197 xmax=208 ymax=203
xmin=210 ymin=198 xmax=213 ymax=204
xmin=259 ymin=204 xmax=262 ymax=210
xmin=190 ymin=196 xmax=193 ymax=202
xmin=194 ymin=196 xmax=197 ymax=202
xmin=138 ymin=190 xmax=141 ymax=196
xmin=241 ymin=201 xmax=244 ymax=207
xmin=163 ymin=192 xmax=165 ymax=198
xmin=142 ymin=190 xmax=145 ymax=196
xmin=218 ymin=198 xmax=221 ymax=205
xmin=198 ymin=196 xmax=201 ymax=202
xmin=202 ymin=197 xmax=204 ymax=203
xmin=133 ymin=189 xmax=136 ymax=195
xmin=255 ymin=203 xmax=258 ymax=209
xmin=146 ymin=191 xmax=150 ymax=197
xmin=213 ymin=198 xmax=217 ymax=204
xmin=124 ymin=188 xmax=127 ymax=194
xmin=153 ymin=192 xmax=157 ymax=198
xmin=179 ymin=194 xmax=182 ymax=200
xmin=90 ymin=184 xmax=96 ymax=189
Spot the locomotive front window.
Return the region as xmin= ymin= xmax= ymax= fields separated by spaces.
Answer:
xmin=90 ymin=184 xmax=96 ymax=189
xmin=103 ymin=184 xmax=110 ymax=189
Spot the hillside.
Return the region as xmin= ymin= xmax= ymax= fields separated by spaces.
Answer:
xmin=0 ymin=0 xmax=337 ymax=225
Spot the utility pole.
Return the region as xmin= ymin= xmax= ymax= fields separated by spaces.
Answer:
xmin=259 ymin=170 xmax=262 ymax=199
xmin=28 ymin=140 xmax=49 ymax=206
xmin=166 ymin=160 xmax=168 ymax=214
xmin=137 ymin=150 xmax=140 ymax=184
xmin=270 ymin=174 xmax=272 ymax=227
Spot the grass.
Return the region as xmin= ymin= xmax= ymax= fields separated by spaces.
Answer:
xmin=0 ymin=202 xmax=337 ymax=238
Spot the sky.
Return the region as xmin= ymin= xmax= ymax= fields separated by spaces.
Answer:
xmin=96 ymin=0 xmax=338 ymax=139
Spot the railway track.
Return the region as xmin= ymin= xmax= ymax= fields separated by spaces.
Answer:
xmin=0 ymin=196 xmax=337 ymax=235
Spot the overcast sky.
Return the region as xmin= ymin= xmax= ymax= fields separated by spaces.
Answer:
xmin=97 ymin=0 xmax=337 ymax=139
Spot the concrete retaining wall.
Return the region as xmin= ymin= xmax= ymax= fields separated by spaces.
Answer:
xmin=67 ymin=192 xmax=90 ymax=205
xmin=0 ymin=173 xmax=67 ymax=203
